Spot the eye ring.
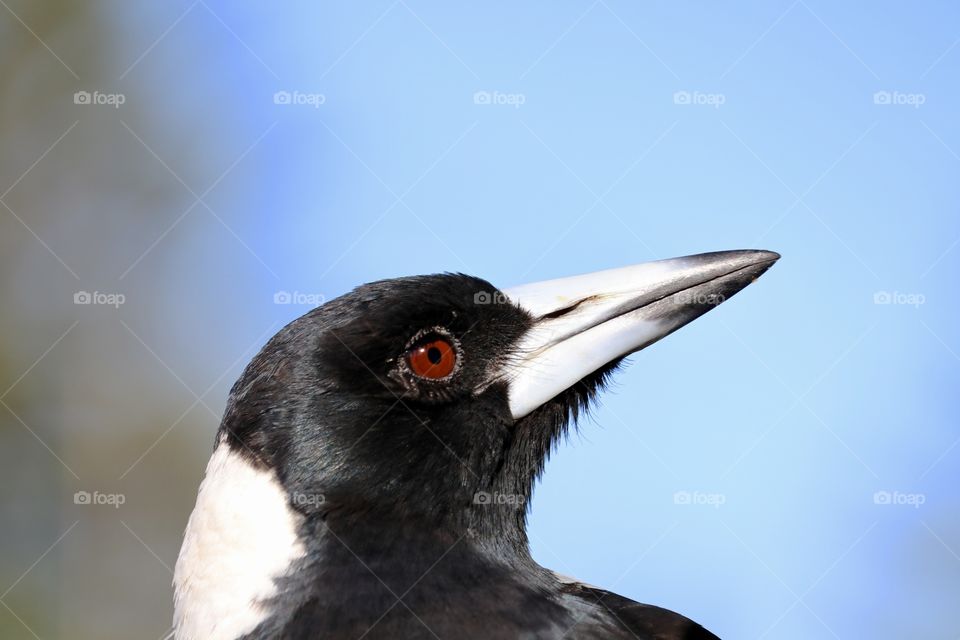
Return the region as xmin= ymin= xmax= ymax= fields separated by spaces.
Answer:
xmin=403 ymin=328 xmax=461 ymax=381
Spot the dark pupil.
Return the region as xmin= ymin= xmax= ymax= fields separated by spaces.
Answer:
xmin=426 ymin=346 xmax=443 ymax=365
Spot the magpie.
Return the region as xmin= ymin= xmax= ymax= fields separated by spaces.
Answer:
xmin=174 ymin=249 xmax=779 ymax=640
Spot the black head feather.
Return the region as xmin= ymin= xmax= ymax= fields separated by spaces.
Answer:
xmin=220 ymin=273 xmax=620 ymax=551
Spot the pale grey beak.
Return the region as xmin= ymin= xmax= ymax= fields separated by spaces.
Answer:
xmin=501 ymin=250 xmax=780 ymax=419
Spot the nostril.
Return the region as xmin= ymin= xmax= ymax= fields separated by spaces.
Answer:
xmin=539 ymin=296 xmax=596 ymax=320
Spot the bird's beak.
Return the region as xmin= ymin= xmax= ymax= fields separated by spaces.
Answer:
xmin=501 ymin=250 xmax=780 ymax=419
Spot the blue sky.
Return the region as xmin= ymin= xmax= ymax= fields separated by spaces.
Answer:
xmin=134 ymin=2 xmax=960 ymax=637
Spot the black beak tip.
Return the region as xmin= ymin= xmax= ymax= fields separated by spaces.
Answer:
xmin=744 ymin=250 xmax=780 ymax=279
xmin=758 ymin=249 xmax=781 ymax=262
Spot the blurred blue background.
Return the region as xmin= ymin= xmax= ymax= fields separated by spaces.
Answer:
xmin=1 ymin=1 xmax=957 ymax=638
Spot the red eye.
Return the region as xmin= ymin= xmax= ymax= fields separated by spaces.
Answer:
xmin=407 ymin=337 xmax=457 ymax=380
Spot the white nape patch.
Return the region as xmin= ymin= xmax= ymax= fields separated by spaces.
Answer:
xmin=551 ymin=570 xmax=599 ymax=590
xmin=174 ymin=443 xmax=306 ymax=640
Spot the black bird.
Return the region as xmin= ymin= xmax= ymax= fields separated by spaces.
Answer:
xmin=174 ymin=249 xmax=779 ymax=640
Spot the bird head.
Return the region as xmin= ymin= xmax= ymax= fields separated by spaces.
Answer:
xmin=219 ymin=250 xmax=779 ymax=548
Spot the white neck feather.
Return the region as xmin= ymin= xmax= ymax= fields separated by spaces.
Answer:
xmin=173 ymin=443 xmax=306 ymax=640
